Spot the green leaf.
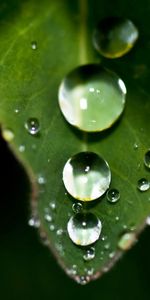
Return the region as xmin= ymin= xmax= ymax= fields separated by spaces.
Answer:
xmin=0 ymin=0 xmax=150 ymax=285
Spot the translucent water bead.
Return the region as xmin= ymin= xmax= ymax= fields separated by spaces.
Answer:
xmin=58 ymin=64 xmax=126 ymax=132
xmin=63 ymin=151 xmax=111 ymax=201
xmin=67 ymin=213 xmax=102 ymax=246
xmin=93 ymin=17 xmax=139 ymax=58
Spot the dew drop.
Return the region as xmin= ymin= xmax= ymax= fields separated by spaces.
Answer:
xmin=133 ymin=143 xmax=139 ymax=150
xmin=67 ymin=212 xmax=102 ymax=246
xmin=137 ymin=178 xmax=150 ymax=191
xmin=25 ymin=118 xmax=40 ymax=135
xmin=56 ymin=229 xmax=64 ymax=236
xmin=93 ymin=17 xmax=139 ymax=58
xmin=58 ymin=64 xmax=126 ymax=132
xmin=72 ymin=202 xmax=83 ymax=213
xmin=104 ymin=243 xmax=110 ymax=250
xmin=85 ymin=267 xmax=94 ymax=276
xmin=118 ymin=232 xmax=136 ymax=250
xmin=107 ymin=188 xmax=120 ymax=203
xmin=19 ymin=145 xmax=25 ymax=152
xmin=144 ymin=150 xmax=150 ymax=169
xmin=49 ymin=201 xmax=56 ymax=210
xmin=2 ymin=128 xmax=14 ymax=142
xmin=31 ymin=41 xmax=37 ymax=50
xmin=83 ymin=247 xmax=95 ymax=261
xmin=115 ymin=216 xmax=120 ymax=222
xmin=49 ymin=224 xmax=55 ymax=231
xmin=77 ymin=276 xmax=89 ymax=285
xmin=44 ymin=213 xmax=52 ymax=222
xmin=14 ymin=108 xmax=19 ymax=113
xmin=101 ymin=235 xmax=107 ymax=241
xmin=109 ymin=251 xmax=115 ymax=258
xmin=28 ymin=216 xmax=40 ymax=228
xmin=63 ymin=151 xmax=111 ymax=201
xmin=37 ymin=175 xmax=46 ymax=185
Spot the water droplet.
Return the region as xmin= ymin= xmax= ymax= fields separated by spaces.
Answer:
xmin=134 ymin=143 xmax=138 ymax=150
xmin=72 ymin=202 xmax=83 ymax=213
xmin=93 ymin=17 xmax=139 ymax=58
xmin=44 ymin=214 xmax=52 ymax=222
xmin=28 ymin=216 xmax=40 ymax=228
xmin=19 ymin=145 xmax=25 ymax=152
xmin=67 ymin=213 xmax=102 ymax=246
xmin=115 ymin=216 xmax=120 ymax=222
xmin=85 ymin=268 xmax=94 ymax=276
xmin=49 ymin=201 xmax=56 ymax=210
xmin=56 ymin=229 xmax=64 ymax=236
xmin=63 ymin=151 xmax=111 ymax=201
xmin=14 ymin=108 xmax=19 ymax=113
xmin=107 ymin=189 xmax=120 ymax=203
xmin=104 ymin=243 xmax=110 ymax=250
xmin=146 ymin=216 xmax=150 ymax=225
xmin=118 ymin=232 xmax=136 ymax=250
xmin=137 ymin=178 xmax=150 ymax=191
xmin=144 ymin=150 xmax=150 ymax=169
xmin=2 ymin=128 xmax=14 ymax=142
xmin=101 ymin=235 xmax=107 ymax=241
xmin=31 ymin=41 xmax=37 ymax=50
xmin=25 ymin=118 xmax=40 ymax=135
xmin=83 ymin=247 xmax=95 ymax=261
xmin=58 ymin=64 xmax=126 ymax=132
xmin=37 ymin=175 xmax=46 ymax=185
xmin=109 ymin=251 xmax=115 ymax=258
xmin=49 ymin=224 xmax=55 ymax=231
xmin=76 ymin=276 xmax=89 ymax=285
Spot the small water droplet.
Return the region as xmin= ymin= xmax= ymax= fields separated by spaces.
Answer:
xmin=107 ymin=189 xmax=120 ymax=203
xmin=115 ymin=216 xmax=120 ymax=222
xmin=25 ymin=118 xmax=40 ymax=135
xmin=77 ymin=276 xmax=89 ymax=285
xmin=14 ymin=108 xmax=19 ymax=113
xmin=137 ymin=178 xmax=150 ymax=191
xmin=67 ymin=213 xmax=102 ymax=246
xmin=37 ymin=175 xmax=46 ymax=185
xmin=63 ymin=151 xmax=111 ymax=201
xmin=19 ymin=145 xmax=25 ymax=152
xmin=56 ymin=229 xmax=64 ymax=236
xmin=84 ymin=267 xmax=94 ymax=275
xmin=109 ymin=251 xmax=115 ymax=258
xmin=49 ymin=202 xmax=56 ymax=210
xmin=101 ymin=235 xmax=107 ymax=241
xmin=144 ymin=150 xmax=150 ymax=169
xmin=58 ymin=64 xmax=126 ymax=132
xmin=44 ymin=214 xmax=52 ymax=222
xmin=118 ymin=232 xmax=136 ymax=250
xmin=31 ymin=41 xmax=37 ymax=50
xmin=104 ymin=243 xmax=110 ymax=250
xmin=28 ymin=216 xmax=40 ymax=228
xmin=72 ymin=202 xmax=83 ymax=213
xmin=2 ymin=128 xmax=14 ymax=142
xmin=134 ymin=143 xmax=139 ymax=150
xmin=49 ymin=224 xmax=55 ymax=231
xmin=93 ymin=17 xmax=139 ymax=58
xmin=83 ymin=247 xmax=95 ymax=261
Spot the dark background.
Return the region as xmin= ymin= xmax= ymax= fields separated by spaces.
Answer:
xmin=0 ymin=135 xmax=150 ymax=300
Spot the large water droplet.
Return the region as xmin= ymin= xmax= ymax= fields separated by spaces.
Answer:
xmin=93 ymin=17 xmax=139 ymax=58
xmin=72 ymin=202 xmax=83 ymax=213
xmin=144 ymin=150 xmax=150 ymax=169
xmin=118 ymin=232 xmax=136 ymax=250
xmin=63 ymin=151 xmax=111 ymax=201
xmin=67 ymin=213 xmax=102 ymax=246
xmin=107 ymin=188 xmax=120 ymax=203
xmin=137 ymin=178 xmax=150 ymax=191
xmin=2 ymin=128 xmax=14 ymax=142
xmin=25 ymin=118 xmax=40 ymax=135
xmin=59 ymin=64 xmax=126 ymax=132
xmin=83 ymin=247 xmax=95 ymax=261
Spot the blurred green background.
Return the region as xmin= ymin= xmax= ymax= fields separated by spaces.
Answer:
xmin=0 ymin=135 xmax=150 ymax=300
